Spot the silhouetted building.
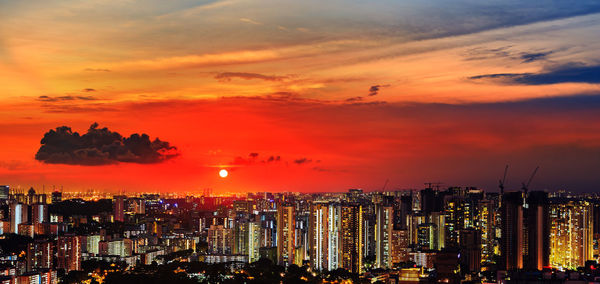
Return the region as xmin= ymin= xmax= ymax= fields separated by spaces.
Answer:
xmin=459 ymin=228 xmax=482 ymax=274
xmin=397 ymin=195 xmax=412 ymax=230
xmin=51 ymin=191 xmax=62 ymax=204
xmin=501 ymin=191 xmax=524 ymax=271
xmin=526 ymin=191 xmax=550 ymax=271
xmin=420 ymin=188 xmax=436 ymax=216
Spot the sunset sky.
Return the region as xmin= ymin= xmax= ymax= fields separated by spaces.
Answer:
xmin=1 ymin=0 xmax=599 ymax=193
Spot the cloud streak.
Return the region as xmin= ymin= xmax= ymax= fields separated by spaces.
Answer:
xmin=38 ymin=95 xmax=98 ymax=102
xmin=215 ymin=72 xmax=288 ymax=82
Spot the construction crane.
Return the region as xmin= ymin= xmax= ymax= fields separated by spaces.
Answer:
xmin=521 ymin=166 xmax=539 ymax=196
xmin=382 ymin=179 xmax=389 ymax=191
xmin=499 ymin=165 xmax=509 ymax=195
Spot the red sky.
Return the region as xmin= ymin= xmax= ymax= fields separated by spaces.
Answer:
xmin=1 ymin=1 xmax=600 ymax=193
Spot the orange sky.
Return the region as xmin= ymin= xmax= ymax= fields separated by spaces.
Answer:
xmin=1 ymin=1 xmax=600 ymax=193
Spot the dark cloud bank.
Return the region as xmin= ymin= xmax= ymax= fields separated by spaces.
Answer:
xmin=35 ymin=123 xmax=179 ymax=166
xmin=470 ymin=64 xmax=600 ymax=85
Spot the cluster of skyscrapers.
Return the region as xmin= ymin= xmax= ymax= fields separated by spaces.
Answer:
xmin=0 ymin=184 xmax=598 ymax=283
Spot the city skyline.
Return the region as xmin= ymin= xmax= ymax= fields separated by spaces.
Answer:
xmin=1 ymin=1 xmax=600 ymax=193
xmin=0 ymin=184 xmax=598 ymax=283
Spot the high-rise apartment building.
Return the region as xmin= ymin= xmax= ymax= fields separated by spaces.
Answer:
xmin=339 ymin=203 xmax=363 ymax=274
xmin=207 ymin=224 xmax=232 ymax=254
xmin=549 ymin=199 xmax=594 ymax=270
xmin=113 ymin=195 xmax=125 ymax=222
xmin=10 ymin=203 xmax=28 ymax=234
xmin=500 ymin=191 xmax=524 ymax=271
xmin=57 ymin=235 xmax=82 ymax=272
xmin=526 ymin=191 xmax=550 ymax=271
xmin=248 ymin=221 xmax=261 ymax=263
xmin=277 ymin=203 xmax=296 ymax=266
xmin=309 ymin=202 xmax=330 ymax=271
xmin=375 ymin=203 xmax=394 ymax=268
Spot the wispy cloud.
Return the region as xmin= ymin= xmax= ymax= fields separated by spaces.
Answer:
xmin=520 ymin=51 xmax=553 ymax=63
xmin=215 ymin=72 xmax=288 ymax=82
xmin=38 ymin=95 xmax=98 ymax=102
xmin=240 ymin=18 xmax=262 ymax=25
xmin=84 ymin=68 xmax=111 ymax=72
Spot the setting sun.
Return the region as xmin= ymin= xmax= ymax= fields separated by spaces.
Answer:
xmin=219 ymin=169 xmax=228 ymax=178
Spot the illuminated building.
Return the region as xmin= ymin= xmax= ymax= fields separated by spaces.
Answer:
xmin=18 ymin=223 xmax=34 ymax=237
xmin=549 ymin=199 xmax=594 ymax=270
xmin=26 ymin=240 xmax=53 ymax=272
xmin=430 ymin=212 xmax=445 ymax=250
xmin=407 ymin=214 xmax=427 ymax=246
xmin=113 ymin=195 xmax=126 ymax=222
xmin=328 ymin=203 xmax=341 ymax=271
xmin=363 ymin=209 xmax=376 ymax=260
xmin=0 ymin=185 xmax=9 ymax=200
xmin=277 ymin=203 xmax=296 ymax=266
xmin=500 ymin=191 xmax=524 ymax=270
xmin=339 ymin=203 xmax=363 ymax=274
xmin=259 ymin=212 xmax=276 ymax=248
xmin=57 ymin=235 xmax=82 ymax=272
xmin=9 ymin=203 xmax=27 ymax=234
xmin=207 ymin=224 xmax=232 ymax=254
xmin=107 ymin=239 xmax=133 ymax=257
xmin=444 ymin=188 xmax=479 ymax=249
xmin=444 ymin=199 xmax=459 ymax=247
xmin=375 ymin=202 xmax=394 ymax=268
xmin=233 ymin=219 xmax=250 ymax=256
xmin=127 ymin=198 xmax=145 ymax=214
xmin=390 ymin=229 xmax=410 ymax=265
xmin=248 ymin=221 xmax=261 ymax=263
xmin=18 ymin=271 xmax=57 ymax=284
xmin=294 ymin=211 xmax=310 ymax=266
xmin=409 ymin=251 xmax=436 ymax=269
xmin=416 ymin=223 xmax=438 ymax=250
xmin=32 ymin=203 xmax=49 ymax=226
xmin=233 ymin=200 xmax=252 ymax=214
xmin=309 ymin=202 xmax=330 ymax=271
xmin=87 ymin=235 xmax=101 ymax=255
xmin=478 ymin=198 xmax=497 ymax=263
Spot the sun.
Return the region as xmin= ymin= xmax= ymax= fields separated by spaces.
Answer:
xmin=219 ymin=169 xmax=228 ymax=178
